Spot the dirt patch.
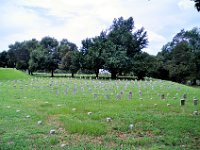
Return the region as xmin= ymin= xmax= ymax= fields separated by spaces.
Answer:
xmin=46 ymin=115 xmax=63 ymax=127
xmin=117 ymin=132 xmax=128 ymax=140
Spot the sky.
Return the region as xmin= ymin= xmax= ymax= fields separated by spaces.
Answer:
xmin=0 ymin=0 xmax=199 ymax=55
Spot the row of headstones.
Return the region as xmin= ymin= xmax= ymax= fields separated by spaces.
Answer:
xmin=180 ymin=98 xmax=198 ymax=106
xmin=160 ymin=93 xmax=198 ymax=107
xmin=9 ymin=79 xmax=189 ymax=102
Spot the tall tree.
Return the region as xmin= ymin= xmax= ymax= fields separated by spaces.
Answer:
xmin=132 ymin=52 xmax=158 ymax=80
xmin=40 ymin=36 xmax=59 ymax=77
xmin=29 ymin=46 xmax=46 ymax=74
xmin=25 ymin=39 xmax=40 ymax=74
xmin=83 ymin=31 xmax=107 ymax=78
xmin=58 ymin=39 xmax=78 ymax=58
xmin=167 ymin=42 xmax=194 ymax=83
xmin=158 ymin=27 xmax=200 ymax=84
xmin=7 ymin=42 xmax=20 ymax=68
xmin=103 ymin=17 xmax=148 ymax=79
xmin=59 ymin=39 xmax=79 ymax=77
xmin=0 ymin=51 xmax=8 ymax=67
xmin=60 ymin=51 xmax=80 ymax=77
xmin=79 ymin=38 xmax=93 ymax=72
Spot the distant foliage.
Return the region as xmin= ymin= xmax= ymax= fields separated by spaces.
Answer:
xmin=0 ymin=17 xmax=200 ymax=84
xmin=157 ymin=27 xmax=200 ymax=84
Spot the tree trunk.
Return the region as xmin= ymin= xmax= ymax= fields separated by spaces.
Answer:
xmin=71 ymin=72 xmax=74 ymax=78
xmin=95 ymin=69 xmax=99 ymax=79
xmin=119 ymin=71 xmax=122 ymax=76
xmin=111 ymin=71 xmax=117 ymax=80
xmin=51 ymin=69 xmax=54 ymax=77
xmin=192 ymin=79 xmax=197 ymax=85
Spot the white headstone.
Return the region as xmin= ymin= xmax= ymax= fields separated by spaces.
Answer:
xmin=106 ymin=117 xmax=112 ymax=122
xmin=37 ymin=120 xmax=42 ymax=125
xmin=87 ymin=112 xmax=92 ymax=115
xmin=129 ymin=124 xmax=134 ymax=130
xmin=49 ymin=129 xmax=56 ymax=134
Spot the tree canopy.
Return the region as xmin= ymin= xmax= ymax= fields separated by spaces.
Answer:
xmin=157 ymin=27 xmax=200 ymax=84
xmin=0 ymin=17 xmax=200 ymax=84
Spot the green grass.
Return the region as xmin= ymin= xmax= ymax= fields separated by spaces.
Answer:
xmin=0 ymin=70 xmax=200 ymax=149
xmin=0 ymin=68 xmax=30 ymax=80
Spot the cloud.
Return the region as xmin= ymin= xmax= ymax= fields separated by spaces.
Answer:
xmin=178 ymin=0 xmax=194 ymax=10
xmin=143 ymin=31 xmax=167 ymax=55
xmin=0 ymin=0 xmax=199 ymax=55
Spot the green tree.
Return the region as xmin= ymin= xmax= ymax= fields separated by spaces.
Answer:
xmin=103 ymin=17 xmax=148 ymax=79
xmin=82 ymin=31 xmax=106 ymax=78
xmin=60 ymin=51 xmax=80 ymax=77
xmin=103 ymin=40 xmax=129 ymax=79
xmin=0 ymin=51 xmax=8 ymax=67
xmin=25 ymin=39 xmax=40 ymax=74
xmin=7 ymin=39 xmax=39 ymax=72
xmin=40 ymin=36 xmax=59 ymax=77
xmin=158 ymin=28 xmax=200 ymax=84
xmin=7 ymin=42 xmax=20 ymax=68
xmin=29 ymin=46 xmax=46 ymax=74
xmin=132 ymin=52 xmax=158 ymax=80
xmin=167 ymin=42 xmax=194 ymax=83
xmin=79 ymin=38 xmax=93 ymax=72
xmin=58 ymin=39 xmax=78 ymax=58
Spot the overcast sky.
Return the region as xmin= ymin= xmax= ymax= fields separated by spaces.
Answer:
xmin=0 ymin=0 xmax=199 ymax=55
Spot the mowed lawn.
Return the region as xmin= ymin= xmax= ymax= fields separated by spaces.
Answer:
xmin=0 ymin=69 xmax=200 ymax=149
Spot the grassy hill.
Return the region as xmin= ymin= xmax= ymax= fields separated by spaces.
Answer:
xmin=0 ymin=74 xmax=200 ymax=149
xmin=0 ymin=68 xmax=30 ymax=80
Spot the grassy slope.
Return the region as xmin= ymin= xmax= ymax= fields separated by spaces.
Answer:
xmin=0 ymin=68 xmax=30 ymax=80
xmin=0 ymin=77 xmax=200 ymax=149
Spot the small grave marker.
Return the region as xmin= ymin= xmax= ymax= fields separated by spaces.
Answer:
xmin=128 ymin=92 xmax=132 ymax=100
xmin=193 ymin=98 xmax=198 ymax=106
xmin=105 ymin=94 xmax=110 ymax=100
xmin=94 ymin=93 xmax=98 ymax=100
xmin=56 ymin=90 xmax=59 ymax=96
xmin=73 ymin=87 xmax=77 ymax=94
xmin=61 ymin=144 xmax=66 ymax=148
xmin=180 ymin=99 xmax=185 ymax=106
xmin=139 ymin=90 xmax=142 ymax=97
xmin=106 ymin=117 xmax=112 ymax=122
xmin=37 ymin=120 xmax=42 ymax=125
xmin=87 ymin=112 xmax=92 ymax=115
xmin=49 ymin=129 xmax=56 ymax=134
xmin=182 ymin=94 xmax=187 ymax=99
xmin=129 ymin=124 xmax=134 ymax=130
xmin=161 ymin=94 xmax=165 ymax=100
xmin=26 ymin=115 xmax=30 ymax=118
xmin=193 ymin=110 xmax=198 ymax=115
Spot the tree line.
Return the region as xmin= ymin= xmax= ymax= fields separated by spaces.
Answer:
xmin=0 ymin=17 xmax=200 ymax=84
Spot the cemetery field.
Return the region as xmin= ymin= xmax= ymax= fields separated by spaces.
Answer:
xmin=0 ymin=74 xmax=200 ymax=149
